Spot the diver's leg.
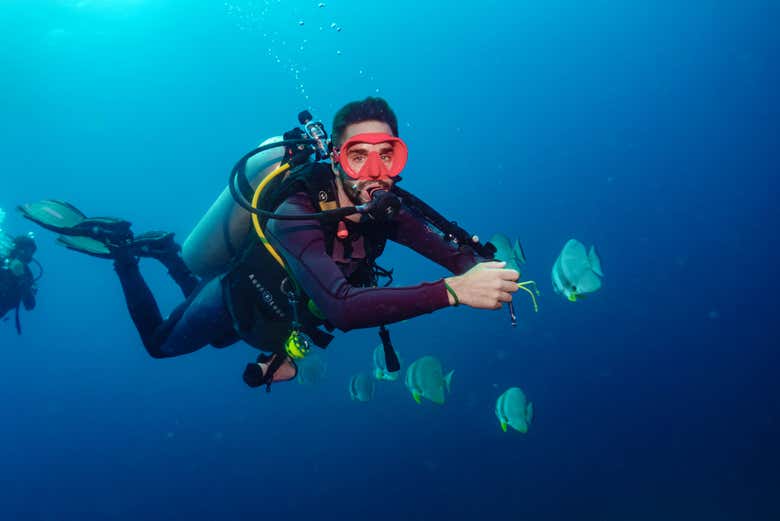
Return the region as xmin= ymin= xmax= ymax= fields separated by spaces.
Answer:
xmin=114 ymin=252 xmax=235 ymax=358
xmin=153 ymin=276 xmax=237 ymax=358
xmin=113 ymin=251 xmax=166 ymax=354
xmin=131 ymin=231 xmax=200 ymax=298
xmin=158 ymin=251 xmax=200 ymax=298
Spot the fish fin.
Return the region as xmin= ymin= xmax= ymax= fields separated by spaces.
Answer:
xmin=374 ymin=368 xmax=383 ymax=380
xmin=568 ymin=293 xmax=577 ymax=302
xmin=588 ymin=245 xmax=603 ymax=277
xmin=526 ymin=402 xmax=534 ymax=424
xmin=500 ymin=420 xmax=507 ymax=433
xmin=577 ymin=271 xmax=602 ymax=293
xmin=444 ymin=370 xmax=454 ymax=394
xmin=412 ymin=390 xmax=422 ymax=404
xmin=512 ymin=239 xmax=527 ymax=265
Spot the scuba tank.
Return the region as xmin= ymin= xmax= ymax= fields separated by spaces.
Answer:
xmin=182 ymin=136 xmax=286 ymax=278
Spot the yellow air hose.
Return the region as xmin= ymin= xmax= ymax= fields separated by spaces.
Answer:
xmin=250 ymin=162 xmax=291 ymax=268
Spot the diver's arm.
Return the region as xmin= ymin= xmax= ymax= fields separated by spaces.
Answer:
xmin=388 ymin=206 xmax=480 ymax=275
xmin=266 ymin=195 xmax=450 ymax=332
xmin=22 ymin=286 xmax=36 ymax=310
xmin=182 ymin=136 xmax=284 ymax=278
xmin=388 ymin=208 xmax=521 ymax=309
xmin=21 ymin=268 xmax=36 ymax=310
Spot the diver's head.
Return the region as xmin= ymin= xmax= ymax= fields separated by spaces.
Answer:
xmin=331 ymin=98 xmax=406 ymax=205
xmin=11 ymin=235 xmax=36 ymax=263
xmin=331 ymin=96 xmax=399 ymax=148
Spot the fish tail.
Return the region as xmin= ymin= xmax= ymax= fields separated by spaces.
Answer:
xmin=444 ymin=369 xmax=454 ymax=394
xmin=512 ymin=239 xmax=527 ymax=265
xmin=588 ymin=245 xmax=603 ymax=277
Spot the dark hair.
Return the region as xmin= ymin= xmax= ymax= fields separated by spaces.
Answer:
xmin=331 ymin=97 xmax=399 ymax=147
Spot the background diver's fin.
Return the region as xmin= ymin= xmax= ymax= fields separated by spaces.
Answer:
xmin=56 ymin=235 xmax=113 ymax=259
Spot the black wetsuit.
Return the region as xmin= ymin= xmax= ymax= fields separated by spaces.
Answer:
xmin=0 ymin=262 xmax=36 ymax=325
xmin=113 ymin=191 xmax=478 ymax=359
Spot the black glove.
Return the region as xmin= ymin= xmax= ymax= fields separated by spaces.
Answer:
xmin=242 ymin=363 xmax=265 ymax=388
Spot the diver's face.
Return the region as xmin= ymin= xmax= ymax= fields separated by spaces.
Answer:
xmin=334 ymin=120 xmax=397 ymax=204
xmin=13 ymin=248 xmax=34 ymax=264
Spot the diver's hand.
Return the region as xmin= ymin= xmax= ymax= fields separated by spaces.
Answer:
xmin=444 ymin=261 xmax=519 ymax=310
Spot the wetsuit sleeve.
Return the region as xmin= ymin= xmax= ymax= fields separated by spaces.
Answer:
xmin=265 ymin=193 xmax=451 ymax=332
xmin=388 ymin=206 xmax=481 ymax=275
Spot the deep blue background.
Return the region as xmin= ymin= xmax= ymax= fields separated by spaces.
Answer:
xmin=1 ymin=1 xmax=778 ymax=519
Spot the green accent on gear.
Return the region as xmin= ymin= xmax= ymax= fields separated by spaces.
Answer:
xmin=444 ymin=281 xmax=459 ymax=306
xmin=307 ymin=298 xmax=325 ymax=319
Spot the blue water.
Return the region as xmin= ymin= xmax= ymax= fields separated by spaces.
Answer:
xmin=1 ymin=1 xmax=778 ymax=519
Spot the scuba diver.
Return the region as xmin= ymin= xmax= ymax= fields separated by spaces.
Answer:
xmin=19 ymin=97 xmax=522 ymax=389
xmin=0 ymin=219 xmax=40 ymax=334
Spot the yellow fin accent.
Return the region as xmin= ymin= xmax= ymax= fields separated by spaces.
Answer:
xmin=412 ymin=390 xmax=422 ymax=404
xmin=501 ymin=420 xmax=507 ymax=433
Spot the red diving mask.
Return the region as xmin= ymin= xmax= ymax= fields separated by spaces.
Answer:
xmin=333 ymin=133 xmax=408 ymax=180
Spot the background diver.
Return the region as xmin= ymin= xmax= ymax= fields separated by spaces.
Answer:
xmin=0 ymin=210 xmax=41 ymax=334
xmin=18 ymin=97 xmax=521 ymax=389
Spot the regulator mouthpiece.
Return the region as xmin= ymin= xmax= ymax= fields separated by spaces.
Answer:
xmin=358 ymin=189 xmax=401 ymax=222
